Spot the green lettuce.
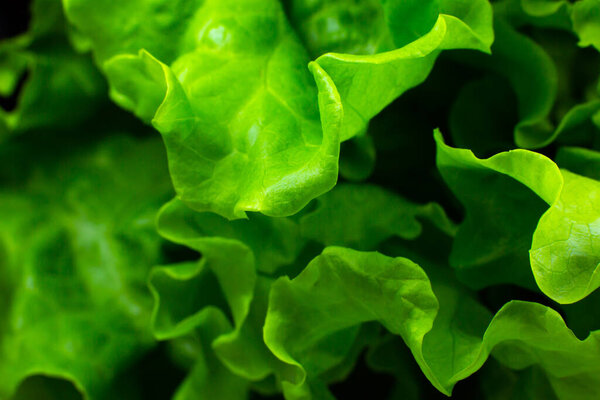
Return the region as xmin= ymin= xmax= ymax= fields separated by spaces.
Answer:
xmin=436 ymin=131 xmax=600 ymax=303
xmin=2 ymin=0 xmax=600 ymax=399
xmin=0 ymin=136 xmax=173 ymax=399
xmin=0 ymin=0 xmax=105 ymax=139
xmin=60 ymin=0 xmax=493 ymax=218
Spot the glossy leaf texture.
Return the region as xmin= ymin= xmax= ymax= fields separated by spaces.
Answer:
xmin=289 ymin=0 xmax=494 ymax=141
xmin=2 ymin=0 xmax=600 ymax=399
xmin=263 ymin=246 xmax=440 ymax=399
xmin=265 ymin=228 xmax=600 ymax=399
xmin=151 ymin=197 xmax=301 ymax=396
xmin=150 ymin=184 xmax=456 ymax=398
xmin=310 ymin=205 xmax=600 ymax=400
xmin=148 ymin=168 xmax=600 ymax=398
xmin=60 ymin=0 xmax=493 ymax=219
xmin=435 ymin=131 xmax=600 ymax=303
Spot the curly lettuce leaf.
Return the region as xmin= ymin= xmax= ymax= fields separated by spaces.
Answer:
xmin=263 ymin=247 xmax=439 ymax=399
xmin=0 ymin=137 xmax=173 ymax=399
xmin=168 ymin=313 xmax=250 ymax=400
xmin=300 ymin=183 xmax=456 ymax=250
xmin=63 ymin=0 xmax=342 ymax=219
xmin=305 ymin=0 xmax=494 ymax=141
xmin=152 ymin=197 xmax=307 ymax=387
xmin=451 ymin=2 xmax=600 ymax=151
xmin=529 ymin=169 xmax=600 ymax=304
xmin=435 ymin=130 xmax=557 ymax=289
xmin=366 ymin=270 xmax=493 ymax=397
xmin=157 ymin=198 xmax=304 ymax=275
xmin=382 ymin=214 xmax=600 ymax=399
xmin=152 ymin=183 xmax=460 ymax=398
xmin=494 ymin=0 xmax=600 ymax=51
xmin=263 ymin=241 xmax=600 ymax=399
xmin=450 ymin=18 xmax=560 ymax=149
xmin=572 ymin=0 xmax=600 ymax=51
xmin=286 ymin=0 xmax=492 ymax=181
xmin=436 ymin=131 xmax=600 ymax=303
xmin=62 ymin=0 xmax=493 ymax=219
xmin=0 ymin=0 xmax=105 ymax=139
xmin=287 ymin=0 xmax=440 ymax=57
xmin=286 ymin=182 xmax=490 ymax=396
xmin=379 ymin=222 xmax=494 ymax=397
xmin=477 ymin=301 xmax=600 ymax=400
xmin=436 ymin=299 xmax=600 ymax=399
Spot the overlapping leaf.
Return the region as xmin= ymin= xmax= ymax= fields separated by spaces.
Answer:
xmin=265 ymin=244 xmax=600 ymax=399
xmin=1 ymin=1 xmax=600 ymax=399
xmin=300 ymin=183 xmax=456 ymax=250
xmin=61 ymin=0 xmax=493 ymax=219
xmin=0 ymin=137 xmax=173 ymax=399
xmin=450 ymin=1 xmax=600 ymax=151
xmin=0 ymin=0 xmax=105 ymax=139
xmin=263 ymin=246 xmax=440 ymax=399
xmin=436 ymin=131 xmax=600 ymax=303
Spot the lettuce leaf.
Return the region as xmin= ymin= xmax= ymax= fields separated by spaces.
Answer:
xmin=0 ymin=0 xmax=105 ymax=139
xmin=0 ymin=136 xmax=173 ymax=399
xmin=263 ymin=246 xmax=439 ymax=399
xmin=2 ymin=1 xmax=600 ymax=399
xmin=299 ymin=183 xmax=456 ymax=249
xmin=436 ymin=131 xmax=600 ymax=303
xmin=61 ymin=0 xmax=493 ymax=219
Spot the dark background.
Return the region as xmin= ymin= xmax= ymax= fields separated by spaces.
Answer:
xmin=0 ymin=0 xmax=31 ymax=39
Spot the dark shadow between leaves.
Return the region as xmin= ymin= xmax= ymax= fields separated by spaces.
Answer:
xmin=12 ymin=375 xmax=83 ymax=400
